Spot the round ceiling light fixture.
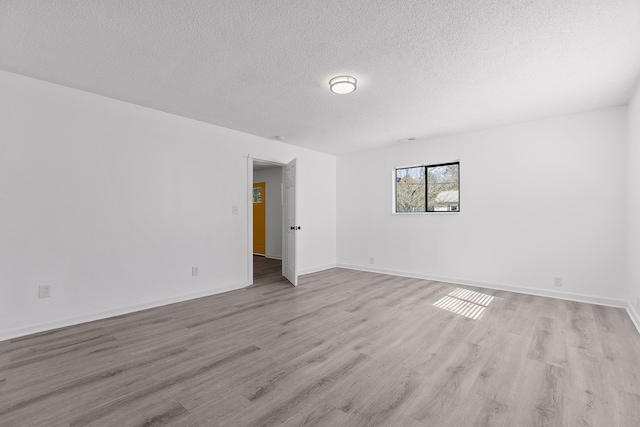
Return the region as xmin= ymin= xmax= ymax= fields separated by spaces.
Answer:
xmin=329 ymin=75 xmax=357 ymax=95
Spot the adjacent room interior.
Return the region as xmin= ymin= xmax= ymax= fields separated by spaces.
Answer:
xmin=2 ymin=1 xmax=640 ymax=425
xmin=252 ymin=160 xmax=286 ymax=287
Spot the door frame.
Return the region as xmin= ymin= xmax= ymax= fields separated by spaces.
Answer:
xmin=246 ymin=156 xmax=286 ymax=286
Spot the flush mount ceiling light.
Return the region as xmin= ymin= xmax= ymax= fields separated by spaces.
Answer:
xmin=329 ymin=75 xmax=357 ymax=94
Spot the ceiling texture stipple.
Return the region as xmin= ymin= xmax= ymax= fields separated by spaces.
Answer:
xmin=1 ymin=1 xmax=640 ymax=154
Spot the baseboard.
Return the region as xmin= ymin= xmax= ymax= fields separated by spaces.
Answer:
xmin=265 ymin=254 xmax=282 ymax=260
xmin=5 ymin=265 xmax=632 ymax=341
xmin=0 ymin=282 xmax=247 ymax=342
xmin=626 ymin=301 xmax=640 ymax=336
xmin=299 ymin=263 xmax=337 ymax=276
xmin=336 ymin=263 xmax=627 ymax=308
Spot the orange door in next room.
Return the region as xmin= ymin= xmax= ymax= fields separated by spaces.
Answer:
xmin=253 ymin=182 xmax=266 ymax=255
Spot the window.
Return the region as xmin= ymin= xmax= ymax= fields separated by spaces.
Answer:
xmin=395 ymin=162 xmax=459 ymax=213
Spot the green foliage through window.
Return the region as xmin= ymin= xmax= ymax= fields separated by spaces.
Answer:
xmin=395 ymin=162 xmax=459 ymax=212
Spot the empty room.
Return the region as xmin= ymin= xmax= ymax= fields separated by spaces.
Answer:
xmin=2 ymin=1 xmax=640 ymax=426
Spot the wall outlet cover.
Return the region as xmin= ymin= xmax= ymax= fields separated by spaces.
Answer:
xmin=38 ymin=285 xmax=51 ymax=298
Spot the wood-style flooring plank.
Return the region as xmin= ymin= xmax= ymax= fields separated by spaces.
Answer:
xmin=505 ymin=359 xmax=565 ymax=427
xmin=469 ymin=332 xmax=530 ymax=404
xmin=445 ymin=394 xmax=509 ymax=427
xmin=563 ymin=346 xmax=614 ymax=427
xmin=527 ymin=316 xmax=567 ymax=367
xmin=566 ymin=300 xmax=603 ymax=353
xmin=404 ymin=342 xmax=490 ymax=426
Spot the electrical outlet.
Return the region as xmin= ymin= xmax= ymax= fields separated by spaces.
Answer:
xmin=553 ymin=277 xmax=563 ymax=287
xmin=192 ymin=266 xmax=199 ymax=277
xmin=369 ymin=257 xmax=375 ymax=265
xmin=38 ymin=285 xmax=51 ymax=298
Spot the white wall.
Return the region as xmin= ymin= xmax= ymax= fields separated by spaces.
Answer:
xmin=0 ymin=70 xmax=336 ymax=340
xmin=628 ymin=79 xmax=640 ymax=326
xmin=253 ymin=166 xmax=283 ymax=259
xmin=338 ymin=107 xmax=628 ymax=304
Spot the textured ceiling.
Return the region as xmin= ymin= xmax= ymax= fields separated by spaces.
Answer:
xmin=2 ymin=1 xmax=640 ymax=154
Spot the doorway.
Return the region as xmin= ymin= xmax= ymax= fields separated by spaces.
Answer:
xmin=251 ymin=160 xmax=284 ymax=285
xmin=248 ymin=157 xmax=298 ymax=287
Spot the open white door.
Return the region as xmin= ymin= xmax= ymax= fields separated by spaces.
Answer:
xmin=283 ymin=158 xmax=298 ymax=286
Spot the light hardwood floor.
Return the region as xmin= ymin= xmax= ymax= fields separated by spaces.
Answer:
xmin=1 ymin=256 xmax=640 ymax=426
